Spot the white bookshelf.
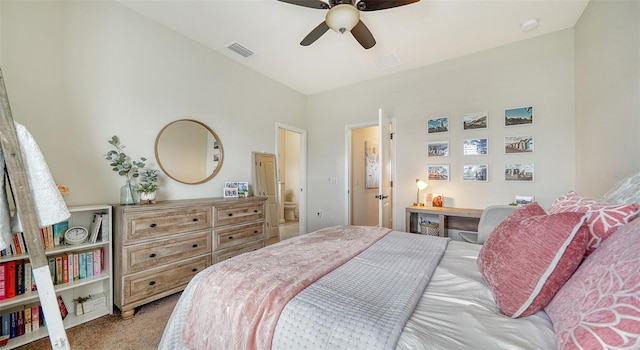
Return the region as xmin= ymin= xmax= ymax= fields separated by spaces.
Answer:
xmin=0 ymin=204 xmax=113 ymax=349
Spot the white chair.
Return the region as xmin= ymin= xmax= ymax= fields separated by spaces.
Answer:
xmin=459 ymin=205 xmax=517 ymax=244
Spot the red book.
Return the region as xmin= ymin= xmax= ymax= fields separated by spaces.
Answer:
xmin=0 ymin=263 xmax=5 ymax=300
xmin=5 ymin=261 xmax=16 ymax=299
xmin=62 ymin=255 xmax=69 ymax=284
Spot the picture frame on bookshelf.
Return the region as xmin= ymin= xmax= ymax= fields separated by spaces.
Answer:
xmin=427 ymin=164 xmax=450 ymax=181
xmin=463 ymin=164 xmax=488 ymax=182
xmin=463 ymin=111 xmax=488 ymax=130
xmin=505 ymin=106 xmax=534 ymax=126
xmin=427 ymin=117 xmax=449 ymax=134
xmin=504 ymin=135 xmax=534 ymax=154
xmin=505 ymin=163 xmax=534 ymax=182
xmin=463 ymin=138 xmax=488 ymax=156
xmin=427 ymin=141 xmax=449 ymax=157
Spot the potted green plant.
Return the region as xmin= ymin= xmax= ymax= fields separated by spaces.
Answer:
xmin=105 ymin=135 xmax=146 ymax=205
xmin=136 ymin=169 xmax=160 ymax=204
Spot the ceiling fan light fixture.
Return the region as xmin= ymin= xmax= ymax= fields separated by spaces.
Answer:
xmin=325 ymin=4 xmax=360 ymax=34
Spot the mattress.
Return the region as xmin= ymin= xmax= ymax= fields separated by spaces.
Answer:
xmin=159 ymin=239 xmax=556 ymax=349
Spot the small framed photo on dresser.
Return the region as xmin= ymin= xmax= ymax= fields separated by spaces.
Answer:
xmin=224 ymin=182 xmax=239 ymax=198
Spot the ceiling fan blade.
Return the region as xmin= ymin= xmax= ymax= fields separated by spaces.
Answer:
xmin=356 ymin=0 xmax=419 ymax=11
xmin=300 ymin=21 xmax=330 ymax=46
xmin=277 ymin=0 xmax=330 ymax=10
xmin=351 ymin=20 xmax=376 ymax=49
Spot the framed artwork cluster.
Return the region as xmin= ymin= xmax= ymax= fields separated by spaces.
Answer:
xmin=224 ymin=182 xmax=249 ymax=198
xmin=426 ymin=106 xmax=535 ymax=182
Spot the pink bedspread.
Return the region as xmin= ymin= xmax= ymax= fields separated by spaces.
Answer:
xmin=181 ymin=225 xmax=392 ymax=350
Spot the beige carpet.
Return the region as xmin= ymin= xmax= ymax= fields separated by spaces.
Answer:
xmin=17 ymin=292 xmax=181 ymax=350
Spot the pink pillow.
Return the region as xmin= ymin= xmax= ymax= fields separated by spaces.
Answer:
xmin=545 ymin=218 xmax=640 ymax=349
xmin=478 ymin=202 xmax=589 ymax=318
xmin=549 ymin=191 xmax=639 ymax=255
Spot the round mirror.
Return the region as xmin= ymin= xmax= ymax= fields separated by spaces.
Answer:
xmin=155 ymin=119 xmax=224 ymax=184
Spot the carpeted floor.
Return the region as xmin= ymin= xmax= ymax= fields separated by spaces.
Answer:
xmin=17 ymin=292 xmax=181 ymax=350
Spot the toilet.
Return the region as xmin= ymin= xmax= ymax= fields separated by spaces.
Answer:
xmin=284 ymin=202 xmax=297 ymax=221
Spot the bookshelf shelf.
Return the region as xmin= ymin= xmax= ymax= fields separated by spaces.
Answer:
xmin=0 ymin=204 xmax=113 ymax=349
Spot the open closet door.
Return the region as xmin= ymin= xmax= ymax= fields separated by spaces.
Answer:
xmin=377 ymin=109 xmax=393 ymax=229
xmin=253 ymin=152 xmax=279 ymax=245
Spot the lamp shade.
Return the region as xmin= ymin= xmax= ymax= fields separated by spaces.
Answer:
xmin=416 ymin=179 xmax=428 ymax=190
xmin=325 ymin=4 xmax=360 ymax=34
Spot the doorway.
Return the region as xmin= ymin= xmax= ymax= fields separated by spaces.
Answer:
xmin=349 ymin=125 xmax=380 ymax=226
xmin=276 ymin=123 xmax=307 ymax=240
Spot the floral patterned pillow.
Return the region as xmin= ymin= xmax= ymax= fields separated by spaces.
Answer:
xmin=545 ymin=218 xmax=640 ymax=349
xmin=549 ymin=191 xmax=639 ymax=255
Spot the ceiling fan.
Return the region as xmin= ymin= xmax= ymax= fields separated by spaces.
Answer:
xmin=277 ymin=0 xmax=420 ymax=49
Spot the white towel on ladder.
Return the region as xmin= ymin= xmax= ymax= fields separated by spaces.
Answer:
xmin=0 ymin=123 xmax=70 ymax=251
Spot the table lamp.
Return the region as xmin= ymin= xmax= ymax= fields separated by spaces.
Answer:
xmin=415 ymin=179 xmax=428 ymax=206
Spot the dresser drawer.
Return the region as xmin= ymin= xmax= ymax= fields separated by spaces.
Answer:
xmin=213 ymin=201 xmax=264 ymax=227
xmin=213 ymin=241 xmax=263 ymax=263
xmin=123 ymin=255 xmax=211 ymax=304
xmin=123 ymin=206 xmax=212 ymax=243
xmin=214 ymin=222 xmax=264 ymax=251
xmin=122 ymin=231 xmax=212 ymax=275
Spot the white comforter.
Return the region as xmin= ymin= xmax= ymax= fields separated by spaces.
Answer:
xmin=159 ymin=239 xmax=556 ymax=349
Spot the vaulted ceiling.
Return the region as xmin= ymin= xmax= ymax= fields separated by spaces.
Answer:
xmin=119 ymin=0 xmax=589 ymax=95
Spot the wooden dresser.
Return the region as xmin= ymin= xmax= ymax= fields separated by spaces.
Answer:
xmin=112 ymin=196 xmax=266 ymax=319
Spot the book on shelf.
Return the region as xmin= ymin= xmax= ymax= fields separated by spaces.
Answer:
xmin=88 ymin=214 xmax=102 ymax=244
xmin=93 ymin=248 xmax=102 ymax=276
xmin=79 ymin=253 xmax=87 ymax=280
xmin=86 ymin=252 xmax=94 ymax=278
xmin=5 ymin=261 xmax=16 ymax=299
xmin=24 ymin=305 xmax=31 ymax=334
xmin=46 ymin=226 xmax=54 ymax=250
xmin=24 ymin=263 xmax=32 ymax=293
xmin=16 ymin=308 xmax=24 ymax=337
xmin=0 ymin=263 xmax=5 ymax=300
xmin=30 ymin=304 xmax=39 ymax=332
xmin=55 ymin=257 xmax=63 ymax=285
xmin=52 ymin=220 xmax=69 ymax=247
xmin=56 ymin=295 xmax=68 ymax=320
xmin=15 ymin=260 xmax=24 ymax=295
xmin=1 ymin=313 xmax=8 ymax=337
xmin=100 ymin=213 xmax=109 ymax=242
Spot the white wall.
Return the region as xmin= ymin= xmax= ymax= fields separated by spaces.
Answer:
xmin=0 ymin=1 xmax=306 ymax=206
xmin=306 ymin=30 xmax=576 ymax=232
xmin=574 ymin=0 xmax=640 ymax=197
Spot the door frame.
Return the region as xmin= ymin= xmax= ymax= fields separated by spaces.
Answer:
xmin=345 ymin=119 xmax=398 ymax=229
xmin=275 ymin=122 xmax=308 ymax=235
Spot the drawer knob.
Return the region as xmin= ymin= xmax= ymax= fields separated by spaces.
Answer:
xmin=192 ymin=218 xmax=198 ymax=222
xmin=149 ymin=281 xmax=156 ymax=286
xmin=149 ymin=223 xmax=157 ymax=228
xmin=228 ymin=213 xmax=233 ymax=217
xmin=254 ymin=230 xmax=258 ymax=234
xmin=149 ymin=253 xmax=156 ymax=258
xmin=254 ymin=210 xmax=258 ymax=213
xmin=192 ymin=244 xmax=198 ymax=248
xmin=192 ymin=268 xmax=197 ymax=272
xmin=228 ymin=236 xmax=234 ymax=240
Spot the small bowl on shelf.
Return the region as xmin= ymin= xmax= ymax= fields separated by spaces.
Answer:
xmin=0 ymin=335 xmax=9 ymax=347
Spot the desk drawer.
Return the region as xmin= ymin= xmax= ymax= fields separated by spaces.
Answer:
xmin=214 ymin=222 xmax=264 ymax=251
xmin=123 ymin=206 xmax=212 ymax=243
xmin=214 ymin=202 xmax=264 ymax=227
xmin=122 ymin=231 xmax=212 ymax=274
xmin=123 ymin=255 xmax=210 ymax=304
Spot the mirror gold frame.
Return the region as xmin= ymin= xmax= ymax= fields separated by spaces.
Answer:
xmin=155 ymin=119 xmax=224 ymax=184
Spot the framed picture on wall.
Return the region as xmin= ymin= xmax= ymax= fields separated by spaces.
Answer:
xmin=463 ymin=111 xmax=488 ymax=130
xmin=427 ymin=116 xmax=449 ymax=134
xmin=463 ymin=138 xmax=488 ymax=156
xmin=505 ymin=106 xmax=534 ymax=126
xmin=427 ymin=141 xmax=449 ymax=157
xmin=504 ymin=163 xmax=534 ymax=182
xmin=427 ymin=164 xmax=450 ymax=181
xmin=504 ymin=135 xmax=534 ymax=154
xmin=463 ymin=164 xmax=488 ymax=181
xmin=365 ymin=140 xmax=380 ymax=189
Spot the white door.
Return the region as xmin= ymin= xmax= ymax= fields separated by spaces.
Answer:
xmin=253 ymin=153 xmax=280 ymax=244
xmin=377 ymin=109 xmax=393 ymax=229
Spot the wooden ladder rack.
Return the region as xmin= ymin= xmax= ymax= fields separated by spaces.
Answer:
xmin=0 ymin=68 xmax=69 ymax=349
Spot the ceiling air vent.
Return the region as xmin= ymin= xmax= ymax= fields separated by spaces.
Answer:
xmin=227 ymin=42 xmax=254 ymax=58
xmin=371 ymin=54 xmax=400 ymax=70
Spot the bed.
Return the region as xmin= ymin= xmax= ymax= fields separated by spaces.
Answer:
xmin=159 ymin=172 xmax=640 ymax=350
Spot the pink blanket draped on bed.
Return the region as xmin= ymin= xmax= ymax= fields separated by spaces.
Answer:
xmin=181 ymin=225 xmax=392 ymax=350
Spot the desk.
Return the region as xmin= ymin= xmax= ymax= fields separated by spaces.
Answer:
xmin=406 ymin=206 xmax=483 ymax=237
